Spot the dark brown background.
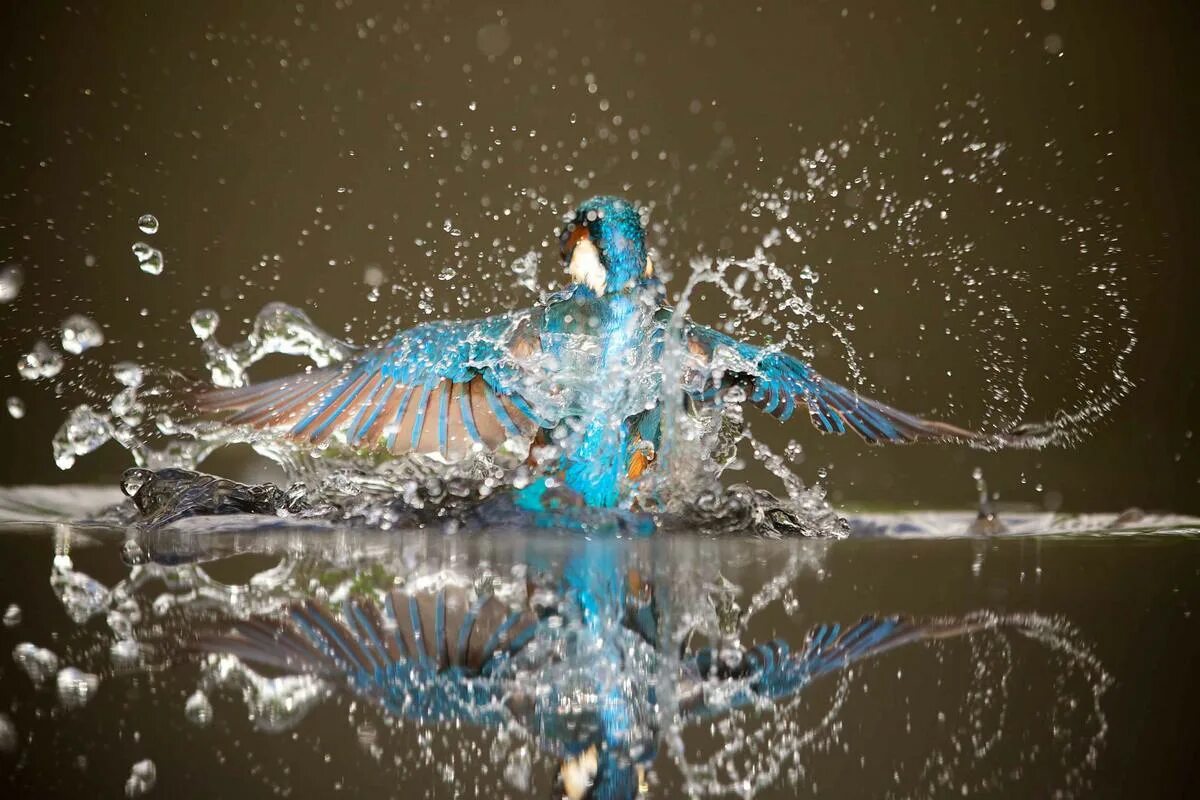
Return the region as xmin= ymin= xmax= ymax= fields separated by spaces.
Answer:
xmin=1 ymin=0 xmax=1198 ymax=513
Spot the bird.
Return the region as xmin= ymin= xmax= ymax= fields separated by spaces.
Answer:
xmin=196 ymin=540 xmax=989 ymax=800
xmin=199 ymin=195 xmax=1020 ymax=510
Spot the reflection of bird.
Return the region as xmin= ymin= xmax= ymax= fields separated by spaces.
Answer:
xmin=201 ymin=195 xmax=1016 ymax=509
xmin=200 ymin=555 xmax=983 ymax=800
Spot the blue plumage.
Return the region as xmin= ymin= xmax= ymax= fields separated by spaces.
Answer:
xmin=199 ymin=195 xmax=1012 ymax=509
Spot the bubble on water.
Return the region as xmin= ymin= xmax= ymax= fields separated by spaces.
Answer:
xmin=18 ymin=340 xmax=64 ymax=380
xmin=125 ymin=759 xmax=157 ymax=798
xmin=184 ymin=691 xmax=214 ymax=727
xmin=51 ymin=554 xmax=111 ymax=623
xmin=12 ymin=642 xmax=59 ymax=687
xmin=56 ymin=666 xmax=100 ymax=709
xmin=3 ymin=604 xmax=20 ymax=627
xmin=52 ymin=405 xmax=114 ymax=470
xmin=132 ymin=242 xmax=164 ymax=275
xmin=113 ymin=361 xmax=145 ymax=388
xmin=0 ymin=265 xmax=22 ymax=303
xmin=61 ymin=313 xmax=106 ymax=355
xmin=6 ymin=397 xmax=24 ymax=419
xmin=137 ymin=214 xmax=159 ymax=235
xmin=0 ymin=713 xmax=15 ymax=755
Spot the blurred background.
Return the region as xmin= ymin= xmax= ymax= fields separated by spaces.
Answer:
xmin=0 ymin=0 xmax=1197 ymax=513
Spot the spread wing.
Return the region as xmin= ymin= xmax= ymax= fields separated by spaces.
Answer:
xmin=677 ymin=614 xmax=989 ymax=721
xmin=681 ymin=322 xmax=1013 ymax=446
xmin=197 ymin=312 xmax=558 ymax=460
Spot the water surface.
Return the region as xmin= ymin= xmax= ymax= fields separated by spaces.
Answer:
xmin=0 ymin=492 xmax=1195 ymax=798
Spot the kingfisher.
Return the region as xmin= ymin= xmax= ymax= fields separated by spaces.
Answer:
xmin=200 ymin=196 xmax=1019 ymax=510
xmin=199 ymin=543 xmax=987 ymax=799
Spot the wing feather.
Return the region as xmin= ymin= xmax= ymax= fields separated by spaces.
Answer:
xmin=682 ymin=322 xmax=1026 ymax=447
xmin=197 ymin=313 xmax=557 ymax=459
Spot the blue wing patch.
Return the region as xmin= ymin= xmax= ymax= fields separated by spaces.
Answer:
xmin=682 ymin=323 xmax=1002 ymax=446
xmin=197 ymin=313 xmax=552 ymax=459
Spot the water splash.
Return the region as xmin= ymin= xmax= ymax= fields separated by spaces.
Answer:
xmin=137 ymin=214 xmax=159 ymax=235
xmin=131 ymin=242 xmax=164 ymax=275
xmin=191 ymin=302 xmax=353 ymax=389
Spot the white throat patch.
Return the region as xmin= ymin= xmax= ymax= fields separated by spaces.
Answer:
xmin=568 ymin=237 xmax=607 ymax=294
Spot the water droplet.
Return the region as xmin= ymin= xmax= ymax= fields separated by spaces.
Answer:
xmin=476 ymin=23 xmax=511 ymax=58
xmin=6 ymin=397 xmax=24 ymax=419
xmin=50 ymin=553 xmax=111 ymax=621
xmin=3 ymin=604 xmax=21 ymax=627
xmin=0 ymin=713 xmax=15 ymax=755
xmin=113 ymin=361 xmax=145 ymax=388
xmin=121 ymin=537 xmax=149 ymax=566
xmin=185 ymin=691 xmax=214 ymax=727
xmin=125 ymin=759 xmax=157 ymax=798
xmin=17 ymin=341 xmax=64 ymax=380
xmin=12 ymin=643 xmax=59 ymax=687
xmin=131 ymin=242 xmax=164 ymax=275
xmin=56 ymin=666 xmax=100 ymax=709
xmin=137 ymin=214 xmax=159 ymax=235
xmin=437 ymin=266 xmax=457 ymax=281
xmin=190 ymin=309 xmax=220 ymax=340
xmin=60 ymin=313 xmax=105 ymax=355
xmin=52 ymin=405 xmax=113 ymax=470
xmin=363 ymin=265 xmax=385 ymax=287
xmin=0 ymin=265 xmax=23 ymax=303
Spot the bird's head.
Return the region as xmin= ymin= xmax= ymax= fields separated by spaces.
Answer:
xmin=555 ymin=743 xmax=649 ymax=800
xmin=559 ymin=196 xmax=653 ymax=296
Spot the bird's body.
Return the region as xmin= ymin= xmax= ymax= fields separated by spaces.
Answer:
xmin=200 ymin=196 xmax=1018 ymax=510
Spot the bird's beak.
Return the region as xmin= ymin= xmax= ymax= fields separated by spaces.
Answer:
xmin=568 ymin=237 xmax=608 ymax=294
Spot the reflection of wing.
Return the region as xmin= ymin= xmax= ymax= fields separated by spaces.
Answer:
xmin=681 ymin=322 xmax=1007 ymax=446
xmin=678 ymin=615 xmax=986 ymax=720
xmin=197 ymin=313 xmax=557 ymax=459
xmin=197 ymin=589 xmax=543 ymax=725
